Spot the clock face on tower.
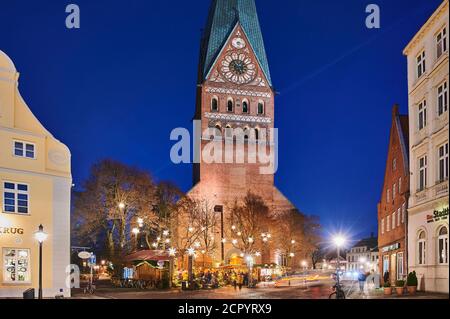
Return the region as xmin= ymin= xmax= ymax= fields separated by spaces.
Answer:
xmin=220 ymin=52 xmax=256 ymax=84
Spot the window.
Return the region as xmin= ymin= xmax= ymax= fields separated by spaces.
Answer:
xmin=383 ymin=255 xmax=389 ymax=274
xmin=393 ymin=158 xmax=397 ymax=171
xmin=438 ymin=143 xmax=449 ymax=182
xmin=437 ymin=81 xmax=448 ymax=116
xmin=242 ymin=101 xmax=249 ymax=114
xmin=211 ymin=98 xmax=218 ymax=112
xmin=393 ymin=184 xmax=396 ymax=200
xmin=214 ymin=125 xmax=222 ymax=139
xmin=397 ymin=208 xmax=401 ymax=227
xmin=255 ymin=128 xmax=259 ymax=141
xmin=398 ymin=177 xmax=402 ymax=194
xmin=387 ymin=215 xmax=391 ymax=232
xmin=436 ymin=27 xmax=447 ymax=58
xmin=387 ymin=189 xmax=390 ymax=203
xmin=3 ymin=182 xmax=29 ymax=214
xmin=227 ymin=99 xmax=234 ymax=112
xmin=418 ymin=100 xmax=427 ymax=130
xmin=418 ymin=231 xmax=426 ymax=265
xmin=257 ymin=102 xmax=264 ymax=115
xmin=401 ymin=203 xmax=406 ymax=224
xmin=381 ymin=218 xmax=385 ymax=235
xmin=13 ymin=141 xmax=35 ymax=159
xmin=418 ymin=155 xmax=427 ymax=191
xmin=438 ymin=226 xmax=448 ymax=264
xmin=3 ymin=248 xmax=31 ymax=284
xmin=225 ymin=125 xmax=232 ymax=139
xmin=416 ymin=50 xmax=426 ymax=78
xmin=392 ymin=212 xmax=396 ymax=230
xmin=397 ymin=252 xmax=404 ymax=280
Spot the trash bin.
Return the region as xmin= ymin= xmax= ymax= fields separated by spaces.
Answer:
xmin=23 ymin=288 xmax=35 ymax=299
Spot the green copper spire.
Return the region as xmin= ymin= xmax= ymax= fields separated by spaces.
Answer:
xmin=199 ymin=0 xmax=272 ymax=86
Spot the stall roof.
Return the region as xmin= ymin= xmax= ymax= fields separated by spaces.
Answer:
xmin=124 ymin=250 xmax=170 ymax=262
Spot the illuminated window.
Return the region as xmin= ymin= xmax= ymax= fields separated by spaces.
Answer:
xmin=438 ymin=226 xmax=448 ymax=264
xmin=3 ymin=248 xmax=31 ymax=284
xmin=418 ymin=231 xmax=426 ymax=265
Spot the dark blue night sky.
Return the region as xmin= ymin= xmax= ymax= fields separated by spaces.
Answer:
xmin=0 ymin=0 xmax=443 ymax=241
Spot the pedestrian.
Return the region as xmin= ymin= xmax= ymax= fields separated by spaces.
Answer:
xmin=238 ymin=273 xmax=243 ymax=291
xmin=358 ymin=270 xmax=366 ymax=293
xmin=231 ymin=272 xmax=237 ymax=290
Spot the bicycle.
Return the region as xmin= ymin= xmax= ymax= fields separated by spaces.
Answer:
xmin=329 ymin=283 xmax=346 ymax=299
xmin=83 ymin=281 xmax=96 ymax=294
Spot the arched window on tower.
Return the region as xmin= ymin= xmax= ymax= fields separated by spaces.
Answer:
xmin=255 ymin=128 xmax=259 ymax=141
xmin=244 ymin=127 xmax=249 ymax=141
xmin=225 ymin=125 xmax=232 ymax=139
xmin=242 ymin=100 xmax=249 ymax=114
xmin=438 ymin=226 xmax=448 ymax=264
xmin=214 ymin=124 xmax=222 ymax=139
xmin=227 ymin=98 xmax=234 ymax=112
xmin=211 ymin=97 xmax=219 ymax=112
xmin=257 ymin=101 xmax=264 ymax=115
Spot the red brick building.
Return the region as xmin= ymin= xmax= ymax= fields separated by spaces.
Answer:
xmin=377 ymin=105 xmax=410 ymax=284
xmin=186 ymin=0 xmax=296 ymax=267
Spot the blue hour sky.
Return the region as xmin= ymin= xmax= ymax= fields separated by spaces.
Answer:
xmin=0 ymin=0 xmax=443 ymax=242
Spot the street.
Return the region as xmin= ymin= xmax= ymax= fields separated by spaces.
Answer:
xmin=71 ymin=280 xmax=449 ymax=300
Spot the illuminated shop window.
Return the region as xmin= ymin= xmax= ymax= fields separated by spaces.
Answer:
xmin=3 ymin=248 xmax=31 ymax=284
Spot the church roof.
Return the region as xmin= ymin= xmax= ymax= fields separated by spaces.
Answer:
xmin=199 ymin=0 xmax=272 ymax=86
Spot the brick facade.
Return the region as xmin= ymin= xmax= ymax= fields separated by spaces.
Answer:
xmin=377 ymin=104 xmax=410 ymax=284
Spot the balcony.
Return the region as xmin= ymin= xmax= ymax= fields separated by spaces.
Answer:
xmin=435 ymin=180 xmax=449 ymax=197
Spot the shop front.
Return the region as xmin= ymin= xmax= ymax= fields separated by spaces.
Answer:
xmin=380 ymin=242 xmax=406 ymax=284
xmin=408 ymin=205 xmax=449 ymax=293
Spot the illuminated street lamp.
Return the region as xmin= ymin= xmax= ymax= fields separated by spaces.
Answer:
xmin=289 ymin=253 xmax=295 ymax=258
xmin=118 ymin=202 xmax=125 ymax=210
xmin=34 ymin=225 xmax=48 ymax=299
xmin=132 ymin=227 xmax=140 ymax=235
xmin=332 ymin=234 xmax=347 ymax=287
xmin=291 ymin=240 xmax=296 ymax=245
xmin=163 ymin=230 xmax=169 ymax=237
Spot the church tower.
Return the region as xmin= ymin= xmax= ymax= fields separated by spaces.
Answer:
xmin=187 ymin=0 xmax=296 ymax=265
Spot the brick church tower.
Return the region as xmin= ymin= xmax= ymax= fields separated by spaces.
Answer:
xmin=187 ymin=0 xmax=297 ymax=266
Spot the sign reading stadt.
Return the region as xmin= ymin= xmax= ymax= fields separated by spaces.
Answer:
xmin=427 ymin=207 xmax=449 ymax=223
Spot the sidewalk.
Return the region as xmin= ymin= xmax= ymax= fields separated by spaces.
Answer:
xmin=348 ymin=289 xmax=449 ymax=299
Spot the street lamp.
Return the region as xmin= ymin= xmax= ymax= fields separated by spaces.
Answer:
xmin=34 ymin=224 xmax=48 ymax=299
xmin=332 ymin=234 xmax=347 ymax=286
xmin=118 ymin=202 xmax=125 ymax=210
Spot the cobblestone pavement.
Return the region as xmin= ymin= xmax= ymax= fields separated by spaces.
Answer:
xmin=71 ymin=283 xmax=449 ymax=300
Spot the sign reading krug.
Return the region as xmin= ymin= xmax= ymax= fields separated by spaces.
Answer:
xmin=0 ymin=227 xmax=24 ymax=235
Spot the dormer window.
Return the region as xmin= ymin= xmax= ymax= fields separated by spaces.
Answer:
xmin=13 ymin=141 xmax=35 ymax=159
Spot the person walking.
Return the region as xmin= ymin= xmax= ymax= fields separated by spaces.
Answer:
xmin=231 ymin=272 xmax=237 ymax=290
xmin=358 ymin=270 xmax=367 ymax=293
xmin=237 ymin=272 xmax=244 ymax=291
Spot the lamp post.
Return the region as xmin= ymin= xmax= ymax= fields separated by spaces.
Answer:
xmin=333 ymin=235 xmax=346 ymax=287
xmin=34 ymin=224 xmax=48 ymax=299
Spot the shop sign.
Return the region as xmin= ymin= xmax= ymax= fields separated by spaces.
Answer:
xmin=0 ymin=227 xmax=24 ymax=235
xmin=427 ymin=207 xmax=449 ymax=224
xmin=78 ymin=251 xmax=92 ymax=259
xmin=381 ymin=243 xmax=400 ymax=253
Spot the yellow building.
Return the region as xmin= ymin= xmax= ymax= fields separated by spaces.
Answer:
xmin=0 ymin=50 xmax=72 ymax=298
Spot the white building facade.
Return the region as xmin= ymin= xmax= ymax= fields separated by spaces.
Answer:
xmin=403 ymin=0 xmax=449 ymax=293
xmin=346 ymin=236 xmax=379 ymax=274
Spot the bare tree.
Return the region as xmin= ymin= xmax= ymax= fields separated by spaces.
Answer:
xmin=72 ymin=159 xmax=157 ymax=263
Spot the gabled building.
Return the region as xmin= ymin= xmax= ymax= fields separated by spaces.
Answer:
xmin=0 ymin=51 xmax=72 ymax=297
xmin=377 ymin=105 xmax=410 ymax=284
xmin=403 ymin=0 xmax=448 ymax=293
xmin=346 ymin=234 xmax=379 ymax=273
